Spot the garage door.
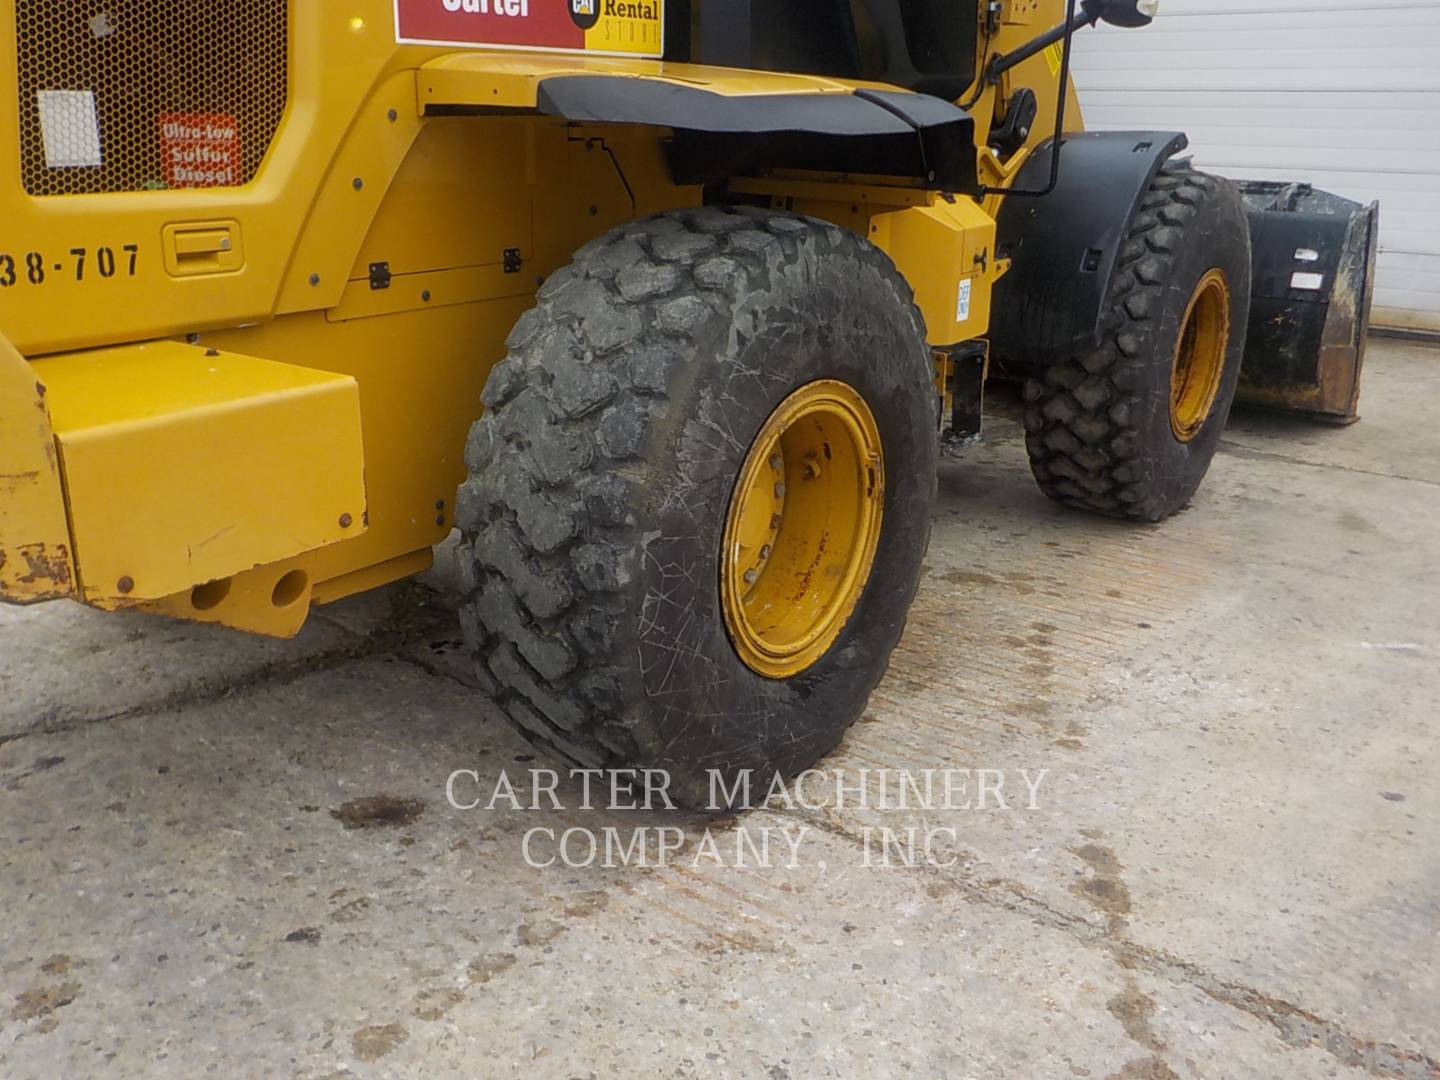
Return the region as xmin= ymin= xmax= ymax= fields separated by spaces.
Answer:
xmin=1071 ymin=0 xmax=1440 ymax=332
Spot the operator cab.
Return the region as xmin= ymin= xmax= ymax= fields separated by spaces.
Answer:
xmin=664 ymin=0 xmax=980 ymax=101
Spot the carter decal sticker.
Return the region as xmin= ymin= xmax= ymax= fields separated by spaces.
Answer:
xmin=394 ymin=0 xmax=663 ymax=58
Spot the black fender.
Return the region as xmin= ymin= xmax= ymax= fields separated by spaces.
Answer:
xmin=535 ymin=76 xmax=977 ymax=193
xmin=989 ymin=131 xmax=1189 ymax=374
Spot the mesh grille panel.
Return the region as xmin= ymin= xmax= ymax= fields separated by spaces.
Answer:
xmin=16 ymin=1 xmax=288 ymax=196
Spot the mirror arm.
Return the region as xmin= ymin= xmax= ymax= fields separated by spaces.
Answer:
xmin=978 ymin=0 xmax=1090 ymax=200
xmin=981 ymin=1 xmax=1101 ymax=87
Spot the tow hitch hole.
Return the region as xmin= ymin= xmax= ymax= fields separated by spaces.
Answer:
xmin=271 ymin=570 xmax=308 ymax=609
xmin=190 ymin=578 xmax=232 ymax=611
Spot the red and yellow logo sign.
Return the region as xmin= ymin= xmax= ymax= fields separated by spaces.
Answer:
xmin=395 ymin=0 xmax=663 ymax=58
xmin=158 ymin=112 xmax=240 ymax=189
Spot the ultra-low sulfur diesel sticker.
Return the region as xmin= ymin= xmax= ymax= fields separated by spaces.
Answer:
xmin=394 ymin=0 xmax=663 ymax=58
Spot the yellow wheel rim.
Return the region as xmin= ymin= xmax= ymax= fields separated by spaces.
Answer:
xmin=1170 ymin=268 xmax=1232 ymax=442
xmin=721 ymin=380 xmax=885 ymax=680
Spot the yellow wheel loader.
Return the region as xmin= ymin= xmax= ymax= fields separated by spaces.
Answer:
xmin=0 ymin=0 xmax=1377 ymax=804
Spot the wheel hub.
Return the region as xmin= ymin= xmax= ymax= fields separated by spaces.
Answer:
xmin=721 ymin=380 xmax=884 ymax=679
xmin=1171 ymin=268 xmax=1232 ymax=442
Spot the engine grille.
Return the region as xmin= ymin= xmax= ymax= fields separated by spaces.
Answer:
xmin=16 ymin=1 xmax=288 ymax=196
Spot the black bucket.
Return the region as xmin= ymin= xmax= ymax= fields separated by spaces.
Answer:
xmin=1235 ymin=181 xmax=1380 ymax=424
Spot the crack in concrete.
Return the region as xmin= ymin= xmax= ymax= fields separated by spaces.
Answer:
xmin=396 ymin=648 xmax=486 ymax=693
xmin=1 ymin=645 xmax=369 ymax=747
xmin=1218 ymin=440 xmax=1440 ymax=489
xmin=0 ymin=584 xmax=458 ymax=748
xmin=782 ymin=806 xmax=1439 ymax=1080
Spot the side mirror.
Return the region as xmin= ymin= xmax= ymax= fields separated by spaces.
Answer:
xmin=1084 ymin=0 xmax=1160 ymax=28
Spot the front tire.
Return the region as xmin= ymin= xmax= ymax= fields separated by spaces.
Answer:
xmin=455 ymin=208 xmax=937 ymax=807
xmin=1023 ymin=164 xmax=1252 ymax=522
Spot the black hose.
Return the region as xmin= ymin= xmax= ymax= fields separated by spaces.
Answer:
xmin=957 ymin=8 xmax=997 ymax=110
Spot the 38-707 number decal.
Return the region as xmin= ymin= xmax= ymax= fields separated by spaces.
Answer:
xmin=0 ymin=244 xmax=139 ymax=287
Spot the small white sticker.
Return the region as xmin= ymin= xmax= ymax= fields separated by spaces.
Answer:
xmin=1291 ymin=272 xmax=1325 ymax=292
xmin=1295 ymin=248 xmax=1320 ymax=263
xmin=37 ymin=90 xmax=102 ymax=168
xmin=957 ymin=277 xmax=973 ymax=322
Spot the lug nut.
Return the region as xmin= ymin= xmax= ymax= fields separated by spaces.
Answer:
xmin=774 ymin=482 xmax=786 ymax=498
xmin=744 ymin=568 xmax=759 ymax=584
xmin=769 ymin=454 xmax=782 ymax=470
xmin=759 ymin=545 xmax=772 ymax=560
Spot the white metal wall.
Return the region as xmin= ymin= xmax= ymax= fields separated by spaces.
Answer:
xmin=1070 ymin=0 xmax=1440 ymax=331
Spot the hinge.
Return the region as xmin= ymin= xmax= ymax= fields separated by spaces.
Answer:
xmin=369 ymin=261 xmax=391 ymax=290
xmin=502 ymin=248 xmax=522 ymax=274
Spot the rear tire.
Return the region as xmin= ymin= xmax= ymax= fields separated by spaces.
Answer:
xmin=1023 ymin=164 xmax=1252 ymax=522
xmin=455 ymin=208 xmax=937 ymax=808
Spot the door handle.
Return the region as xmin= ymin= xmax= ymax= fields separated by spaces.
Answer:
xmin=163 ymin=220 xmax=243 ymax=276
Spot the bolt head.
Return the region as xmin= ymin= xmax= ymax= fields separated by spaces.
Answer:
xmin=339 ymin=513 xmax=353 ymax=529
xmin=774 ymin=483 xmax=786 ymax=498
xmin=117 ymin=576 xmax=134 ymax=594
xmin=743 ymin=569 xmax=759 ymax=584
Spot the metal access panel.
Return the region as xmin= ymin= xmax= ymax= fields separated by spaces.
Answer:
xmin=15 ymin=0 xmax=288 ymax=196
xmin=32 ymin=342 xmax=366 ymax=604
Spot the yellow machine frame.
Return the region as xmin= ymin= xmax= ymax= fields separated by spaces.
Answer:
xmin=0 ymin=0 xmax=1079 ymax=636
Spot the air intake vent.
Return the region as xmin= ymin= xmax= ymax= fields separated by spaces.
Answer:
xmin=16 ymin=1 xmax=288 ymax=196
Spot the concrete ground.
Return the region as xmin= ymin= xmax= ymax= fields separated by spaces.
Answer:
xmin=2 ymin=336 xmax=1436 ymax=1080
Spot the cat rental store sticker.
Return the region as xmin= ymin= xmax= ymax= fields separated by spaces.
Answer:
xmin=395 ymin=0 xmax=663 ymax=58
